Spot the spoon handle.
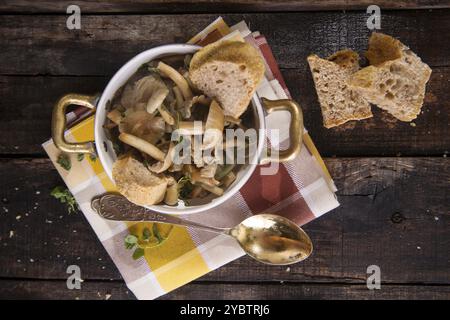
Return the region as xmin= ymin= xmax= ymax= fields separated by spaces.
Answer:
xmin=92 ymin=194 xmax=230 ymax=235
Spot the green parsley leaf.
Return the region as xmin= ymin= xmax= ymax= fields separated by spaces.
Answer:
xmin=89 ymin=153 xmax=97 ymax=162
xmin=50 ymin=186 xmax=78 ymax=214
xmin=132 ymin=247 xmax=145 ymax=260
xmin=153 ymin=224 xmax=163 ymax=243
xmin=124 ymin=234 xmax=138 ymax=250
xmin=57 ymin=153 xmax=71 ymax=171
xmin=77 ymin=154 xmax=84 ymax=162
xmin=142 ymin=228 xmax=151 ymax=241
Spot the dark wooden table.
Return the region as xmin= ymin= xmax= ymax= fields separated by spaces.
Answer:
xmin=1 ymin=1 xmax=449 ymax=300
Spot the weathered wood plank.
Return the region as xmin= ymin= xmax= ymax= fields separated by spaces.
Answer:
xmin=0 ymin=76 xmax=109 ymax=155
xmin=1 ymin=0 xmax=450 ymax=13
xmin=1 ymin=157 xmax=448 ymax=284
xmin=1 ymin=11 xmax=449 ymax=76
xmin=0 ymin=279 xmax=132 ymax=300
xmin=1 ymin=66 xmax=448 ymax=156
xmin=0 ymin=279 xmax=449 ymax=300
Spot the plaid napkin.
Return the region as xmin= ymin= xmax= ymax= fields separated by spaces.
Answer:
xmin=43 ymin=17 xmax=339 ymax=300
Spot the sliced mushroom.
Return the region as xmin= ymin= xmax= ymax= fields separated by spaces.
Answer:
xmin=191 ymin=168 xmax=220 ymax=187
xmin=146 ymin=86 xmax=169 ymax=114
xmin=200 ymin=162 xmax=218 ymax=179
xmin=177 ymin=121 xmax=204 ymax=135
xmin=157 ymin=61 xmax=193 ymax=100
xmin=197 ymin=183 xmax=224 ymax=196
xmin=164 ymin=177 xmax=178 ymax=206
xmin=119 ymin=111 xmax=165 ymax=144
xmin=173 ymin=86 xmax=184 ymax=110
xmin=202 ymin=100 xmax=224 ymax=150
xmin=107 ymin=109 xmax=123 ymax=125
xmin=119 ymin=133 xmax=165 ymax=162
xmin=157 ymin=104 xmax=175 ymax=125
xmin=120 ymin=75 xmax=167 ymax=110
xmin=149 ymin=143 xmax=175 ymax=174
xmin=220 ymin=171 xmax=236 ymax=189
xmin=224 ymin=115 xmax=241 ymax=126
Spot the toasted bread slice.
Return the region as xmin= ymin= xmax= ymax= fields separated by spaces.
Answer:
xmin=307 ymin=50 xmax=373 ymax=128
xmin=349 ymin=33 xmax=432 ymax=122
xmin=112 ymin=156 xmax=167 ymax=206
xmin=189 ymin=40 xmax=265 ymax=118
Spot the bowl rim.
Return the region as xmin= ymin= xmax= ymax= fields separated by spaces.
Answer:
xmin=94 ymin=44 xmax=266 ymax=214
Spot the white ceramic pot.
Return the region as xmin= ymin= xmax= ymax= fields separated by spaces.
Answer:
xmin=52 ymin=44 xmax=303 ymax=214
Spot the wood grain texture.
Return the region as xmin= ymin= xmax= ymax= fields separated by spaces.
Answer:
xmin=1 ymin=12 xmax=448 ymax=157
xmin=0 ymin=7 xmax=449 ymax=300
xmin=1 ymin=158 xmax=448 ymax=288
xmin=1 ymin=68 xmax=448 ymax=156
xmin=1 ymin=279 xmax=449 ymax=300
xmin=1 ymin=0 xmax=450 ymax=13
xmin=1 ymin=11 xmax=449 ymax=76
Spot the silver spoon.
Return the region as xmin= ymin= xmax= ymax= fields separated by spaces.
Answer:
xmin=91 ymin=194 xmax=313 ymax=265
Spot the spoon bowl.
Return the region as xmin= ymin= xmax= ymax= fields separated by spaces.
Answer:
xmin=230 ymin=214 xmax=313 ymax=265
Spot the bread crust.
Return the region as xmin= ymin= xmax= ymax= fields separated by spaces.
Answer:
xmin=307 ymin=50 xmax=373 ymax=128
xmin=189 ymin=40 xmax=265 ymax=118
xmin=350 ymin=33 xmax=432 ymax=122
xmin=112 ymin=156 xmax=168 ymax=206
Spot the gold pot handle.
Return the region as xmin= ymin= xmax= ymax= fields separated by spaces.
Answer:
xmin=259 ymin=98 xmax=304 ymax=164
xmin=51 ymin=93 xmax=98 ymax=154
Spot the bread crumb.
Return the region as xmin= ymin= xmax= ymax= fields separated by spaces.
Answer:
xmin=9 ymin=230 xmax=14 ymax=238
xmin=16 ymin=215 xmax=21 ymax=220
xmin=410 ymin=122 xmax=416 ymax=127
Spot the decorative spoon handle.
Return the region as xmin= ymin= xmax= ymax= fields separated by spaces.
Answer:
xmin=91 ymin=194 xmax=229 ymax=235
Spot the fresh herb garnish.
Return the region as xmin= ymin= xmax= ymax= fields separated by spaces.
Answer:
xmin=132 ymin=247 xmax=145 ymax=260
xmin=124 ymin=234 xmax=138 ymax=249
xmin=89 ymin=153 xmax=97 ymax=162
xmin=142 ymin=228 xmax=151 ymax=241
xmin=77 ymin=153 xmax=84 ymax=162
xmin=148 ymin=67 xmax=160 ymax=74
xmin=124 ymin=234 xmax=145 ymax=259
xmin=124 ymin=224 xmax=172 ymax=259
xmin=152 ymin=224 xmax=163 ymax=244
xmin=57 ymin=153 xmax=71 ymax=171
xmin=50 ymin=186 xmax=78 ymax=214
